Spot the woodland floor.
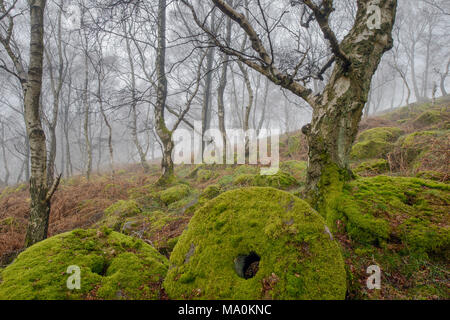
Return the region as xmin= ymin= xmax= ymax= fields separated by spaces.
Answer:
xmin=0 ymin=96 xmax=449 ymax=300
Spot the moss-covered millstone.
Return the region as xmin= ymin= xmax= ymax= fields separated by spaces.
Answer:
xmin=0 ymin=229 xmax=168 ymax=300
xmin=164 ymin=187 xmax=346 ymax=300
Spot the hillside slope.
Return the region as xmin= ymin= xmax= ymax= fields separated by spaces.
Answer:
xmin=0 ymin=97 xmax=449 ymax=300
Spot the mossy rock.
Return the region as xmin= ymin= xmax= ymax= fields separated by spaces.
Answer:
xmin=335 ymin=176 xmax=450 ymax=254
xmin=218 ymin=175 xmax=234 ymax=186
xmin=280 ymin=160 xmax=308 ymax=182
xmin=357 ymin=127 xmax=404 ymax=143
xmin=164 ymin=187 xmax=347 ymax=300
xmin=416 ymin=171 xmax=446 ymax=182
xmin=101 ymin=200 xmax=142 ymax=231
xmin=351 ymin=139 xmax=393 ymax=160
xmin=351 ymin=127 xmax=405 ymax=160
xmin=201 ymin=185 xmax=222 ymax=200
xmin=233 ymin=171 xmax=298 ymax=190
xmin=104 ymin=200 xmax=141 ymax=217
xmin=412 ymin=110 xmax=441 ymax=129
xmin=393 ymin=131 xmax=443 ymax=170
xmin=196 ymin=169 xmax=217 ymax=183
xmin=353 ymin=159 xmax=389 ymax=176
xmin=159 ymin=184 xmax=192 ymax=205
xmin=0 ymin=229 xmax=168 ymax=300
xmin=232 ymin=165 xmax=259 ymax=176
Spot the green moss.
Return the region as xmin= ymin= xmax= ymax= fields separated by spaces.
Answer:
xmin=412 ymin=110 xmax=441 ymax=129
xmin=104 ymin=200 xmax=141 ymax=217
xmin=233 ymin=165 xmax=259 ymax=176
xmin=201 ymin=185 xmax=222 ymax=200
xmin=351 ymin=139 xmax=393 ymax=160
xmin=100 ymin=200 xmax=142 ymax=231
xmin=400 ymin=218 xmax=449 ymax=255
xmin=0 ymin=229 xmax=168 ymax=300
xmin=159 ymin=184 xmax=192 ymax=205
xmin=400 ymin=131 xmax=437 ymax=148
xmin=334 ymin=176 xmax=449 ymax=254
xmin=415 ymin=171 xmax=446 ymax=181
xmin=233 ymin=171 xmax=298 ymax=190
xmin=394 ymin=131 xmax=445 ymax=171
xmin=164 ymin=187 xmax=347 ymax=300
xmin=218 ymin=175 xmax=234 ymax=186
xmin=351 ymin=127 xmax=405 ymax=160
xmin=358 ymin=127 xmax=404 ymax=143
xmin=315 ymin=163 xmax=348 ymax=228
xmin=196 ymin=169 xmax=217 ymax=183
xmin=353 ymin=159 xmax=389 ymax=176
xmin=280 ymin=160 xmax=308 ymax=182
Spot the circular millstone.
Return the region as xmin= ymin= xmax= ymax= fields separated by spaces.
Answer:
xmin=0 ymin=229 xmax=168 ymax=300
xmin=164 ymin=187 xmax=347 ymax=300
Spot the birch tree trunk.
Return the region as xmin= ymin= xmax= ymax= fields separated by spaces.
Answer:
xmin=217 ymin=0 xmax=233 ymax=164
xmin=304 ymin=1 xmax=397 ymax=213
xmin=154 ymin=0 xmax=175 ymax=185
xmin=125 ymin=31 xmax=150 ymax=173
xmin=24 ymin=0 xmax=51 ymax=247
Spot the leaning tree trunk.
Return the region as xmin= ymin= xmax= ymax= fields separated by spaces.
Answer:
xmin=305 ymin=1 xmax=397 ymax=216
xmin=24 ymin=0 xmax=50 ymax=247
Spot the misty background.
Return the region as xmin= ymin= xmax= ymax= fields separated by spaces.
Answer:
xmin=0 ymin=0 xmax=448 ymax=186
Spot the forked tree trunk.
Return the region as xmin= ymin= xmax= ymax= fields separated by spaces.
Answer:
xmin=24 ymin=0 xmax=50 ymax=247
xmin=305 ymin=1 xmax=397 ymax=214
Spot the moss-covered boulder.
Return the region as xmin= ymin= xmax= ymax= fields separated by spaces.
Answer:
xmin=0 ymin=229 xmax=168 ymax=300
xmin=357 ymin=127 xmax=404 ymax=143
xmin=196 ymin=169 xmax=217 ymax=183
xmin=351 ymin=140 xmax=393 ymax=160
xmin=416 ymin=171 xmax=446 ymax=182
xmin=334 ymin=176 xmax=450 ymax=254
xmin=412 ymin=110 xmax=441 ymax=129
xmin=390 ymin=131 xmax=448 ymax=173
xmin=105 ymin=200 xmax=141 ymax=217
xmin=101 ymin=200 xmax=142 ymax=231
xmin=201 ymin=185 xmax=222 ymax=200
xmin=159 ymin=184 xmax=191 ymax=205
xmin=164 ymin=187 xmax=347 ymax=300
xmin=233 ymin=171 xmax=298 ymax=190
xmin=353 ymin=159 xmax=389 ymax=176
xmin=351 ymin=127 xmax=404 ymax=161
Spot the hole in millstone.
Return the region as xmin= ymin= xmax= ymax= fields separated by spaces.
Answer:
xmin=234 ymin=252 xmax=260 ymax=279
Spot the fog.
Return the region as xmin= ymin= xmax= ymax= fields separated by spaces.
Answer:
xmin=0 ymin=0 xmax=448 ymax=185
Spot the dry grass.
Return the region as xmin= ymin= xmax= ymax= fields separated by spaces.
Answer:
xmin=0 ymin=167 xmax=158 ymax=262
